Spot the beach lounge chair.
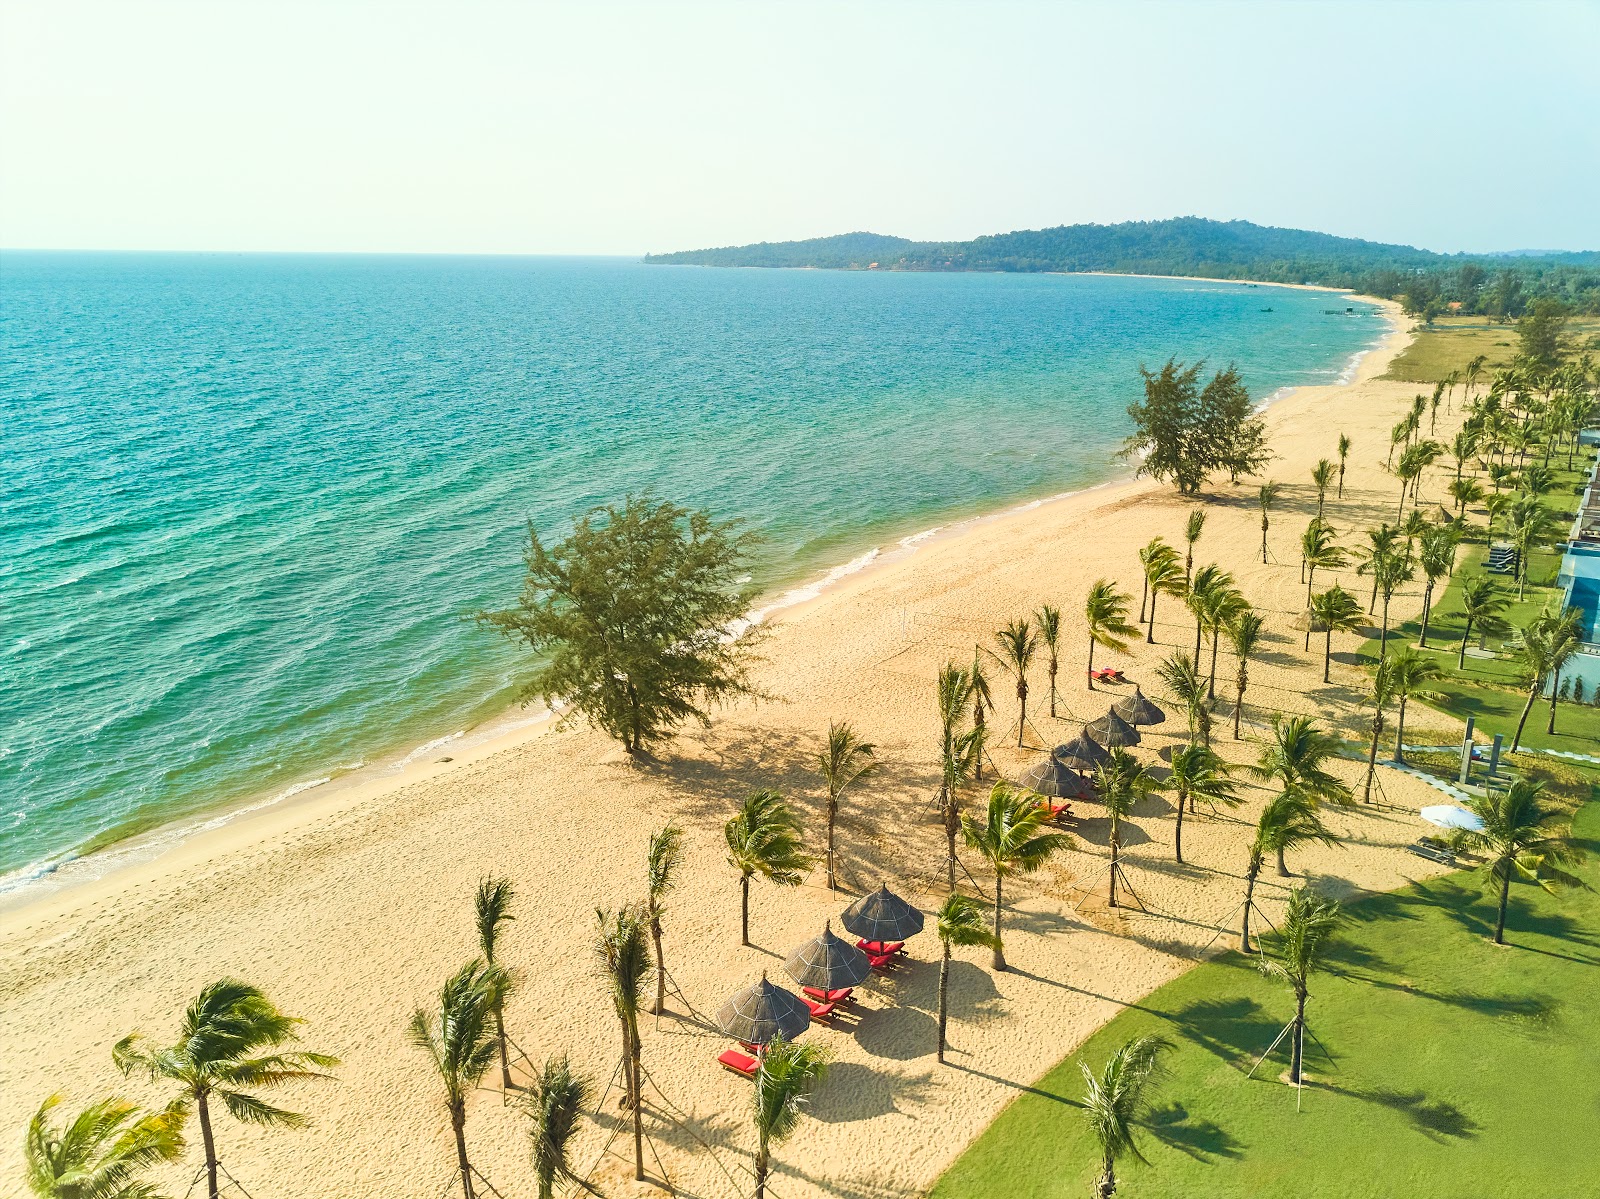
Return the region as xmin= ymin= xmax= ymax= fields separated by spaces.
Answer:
xmin=803 ymin=998 xmax=837 ymax=1020
xmin=1407 ymin=841 xmax=1457 ymax=867
xmin=857 ymin=939 xmax=905 ymax=956
xmin=718 ymin=1048 xmax=758 ymax=1078
xmin=1039 ymin=799 xmax=1071 ymax=821
xmin=803 ymin=986 xmax=854 ymax=1003
xmin=867 ymin=951 xmax=899 ymax=971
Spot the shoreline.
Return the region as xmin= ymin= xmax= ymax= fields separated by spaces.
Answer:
xmin=0 ymin=293 xmax=1401 ymax=926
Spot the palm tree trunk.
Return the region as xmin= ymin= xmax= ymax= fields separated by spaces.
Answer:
xmin=1173 ymin=792 xmax=1185 ymax=864
xmin=1146 ymin=591 xmax=1158 ymax=644
xmin=1261 ymin=517 xmax=1269 ymax=563
xmin=740 ymin=874 xmax=751 ymax=946
xmin=1458 ymin=617 xmax=1473 ymax=670
xmin=991 ymin=877 xmax=1005 ymax=971
xmin=1087 ymin=636 xmax=1096 ymax=690
xmin=1240 ymin=867 xmax=1258 ymax=952
xmin=1109 ymin=833 xmax=1120 ymax=908
xmin=943 ymin=797 xmax=958 ymax=892
xmin=1338 ymin=462 xmax=1345 ymax=498
xmin=450 ymin=1103 xmax=474 ymax=1199
xmin=1305 ymin=565 xmax=1315 ymax=611
xmin=1234 ymin=675 xmax=1246 ymax=739
xmin=1512 ymin=684 xmax=1538 ymax=752
xmin=1017 ymin=684 xmax=1027 ymax=748
xmin=937 ymin=943 xmax=951 ymax=1063
xmin=1138 ymin=576 xmax=1148 ymax=623
xmin=1323 ymin=628 xmax=1333 ymax=683
xmin=1096 ymin=1161 xmax=1117 ymax=1199
xmin=651 ymin=916 xmax=667 ymax=1016
xmin=1277 ymin=847 xmax=1289 ymax=877
xmin=197 ymin=1091 xmax=221 ymax=1199
xmin=630 ymin=1033 xmax=644 ymax=1181
xmin=1207 ymin=631 xmax=1219 ymax=701
xmin=494 ymin=1005 xmax=512 ymax=1090
xmin=1049 ymin=659 xmax=1058 ymax=717
xmin=1291 ymin=991 xmax=1308 ymax=1084
xmin=1379 ymin=594 xmax=1392 ymax=661
xmin=1193 ymin=618 xmax=1202 ymax=661
xmin=1363 ymin=711 xmax=1384 ymax=802
xmin=1494 ymin=871 xmax=1510 ymax=945
xmin=1419 ymin=581 xmax=1434 ymax=647
xmin=754 ymin=1143 xmax=769 ymax=1199
xmin=1547 ymin=669 xmax=1561 ymax=734
xmin=826 ymin=795 xmax=838 ymax=890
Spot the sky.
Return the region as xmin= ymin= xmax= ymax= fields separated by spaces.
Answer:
xmin=2 ymin=0 xmax=1596 ymax=256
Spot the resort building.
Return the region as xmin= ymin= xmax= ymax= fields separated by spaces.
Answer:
xmin=1554 ymin=451 xmax=1600 ymax=697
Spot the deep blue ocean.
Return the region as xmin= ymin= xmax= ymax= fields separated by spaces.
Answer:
xmin=0 ymin=253 xmax=1381 ymax=884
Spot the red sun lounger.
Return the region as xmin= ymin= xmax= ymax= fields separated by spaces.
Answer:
xmin=718 ymin=1049 xmax=758 ymax=1078
xmin=868 ymin=951 xmax=899 ymax=971
xmin=857 ymin=939 xmax=905 ymax=956
xmin=803 ymin=986 xmax=854 ymax=1003
xmin=804 ymin=998 xmax=838 ymax=1020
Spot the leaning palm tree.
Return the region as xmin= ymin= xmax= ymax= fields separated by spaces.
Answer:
xmin=1354 ymin=524 xmax=1401 ymax=611
xmin=991 ymin=618 xmax=1038 ymax=744
xmin=1084 ymin=579 xmax=1137 ymax=691
xmin=1455 ymin=573 xmax=1511 ymax=669
xmin=475 ymin=876 xmax=518 ymax=1091
xmin=1256 ymin=481 xmax=1280 ymax=563
xmin=969 ymin=647 xmax=994 ymax=776
xmin=1415 ymin=526 xmax=1458 ymax=647
xmin=1250 ymin=714 xmax=1351 ymax=820
xmin=1386 ymin=645 xmax=1443 ymax=764
xmin=1184 ymin=564 xmax=1234 ymax=664
xmin=1512 ymin=607 xmax=1581 ymax=750
xmin=1095 ymin=747 xmax=1154 ymax=907
xmin=1163 ymin=743 xmax=1238 ymax=863
xmin=751 ymin=1036 xmax=830 ymax=1199
xmin=1142 ymin=547 xmax=1187 ymax=644
xmin=1136 ymin=539 xmax=1176 ymax=623
xmin=1300 ymin=519 xmax=1347 ymax=609
xmin=961 ymin=781 xmax=1072 ymax=970
xmin=1182 ymin=508 xmax=1206 ymax=582
xmin=24 ymin=1094 xmax=184 ymax=1199
xmin=1447 ymin=475 xmax=1484 ymax=521
xmin=114 ymin=981 xmax=338 ymax=1199
xmin=1241 ymin=792 xmax=1337 ymax=952
xmin=725 ymin=789 xmax=812 ymax=946
xmin=1036 ymin=604 xmax=1064 ymax=716
xmin=1456 ymin=779 xmax=1587 ymax=944
xmin=645 ymin=822 xmax=684 ymax=1015
xmin=1369 ymin=544 xmax=1416 ymax=660
xmin=520 ymin=1056 xmax=598 ymax=1199
xmin=1360 ymin=657 xmax=1398 ymax=804
xmin=1196 ymin=579 xmax=1247 ymax=702
xmin=1080 ymin=1035 xmax=1173 ymax=1199
xmin=1257 ymin=887 xmax=1342 ymax=1085
xmin=595 ymin=905 xmax=652 ymax=1181
xmin=937 ymin=663 xmax=985 ymax=890
xmin=935 ymin=893 xmax=1001 ymax=1064
xmin=1155 ymin=651 xmax=1211 ymax=748
xmin=1309 ymin=584 xmax=1364 ymax=683
xmin=1335 ymin=434 xmax=1351 ymax=498
xmin=817 ymin=721 xmax=876 ymax=889
xmin=405 ymin=961 xmax=507 ymax=1199
xmin=1224 ymin=609 xmax=1264 ymax=738
xmin=1311 ymin=458 xmax=1335 ymax=520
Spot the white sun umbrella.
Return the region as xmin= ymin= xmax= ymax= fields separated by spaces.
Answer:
xmin=1420 ymin=804 xmax=1484 ymax=832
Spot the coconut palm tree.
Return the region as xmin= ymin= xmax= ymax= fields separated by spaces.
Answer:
xmin=1036 ymin=604 xmax=1063 ymax=716
xmin=969 ymin=648 xmax=994 ymax=776
xmin=1359 ymin=657 xmax=1398 ymax=804
xmin=1545 ymin=608 xmax=1585 ymax=735
xmin=1084 ymin=580 xmax=1137 ymax=691
xmin=1163 ymin=743 xmax=1238 ymax=863
xmin=1456 ymin=779 xmax=1586 ymax=944
xmin=114 ymin=981 xmax=337 ymax=1199
xmin=937 ymin=663 xmax=985 ymax=890
xmin=1197 ymin=582 xmax=1247 ymax=703
xmin=645 ymin=822 xmax=683 ymax=1015
xmin=1225 ymin=609 xmax=1264 ymax=737
xmin=1336 ymin=435 xmax=1351 ymax=498
xmin=817 ymin=721 xmax=875 ymax=890
xmin=1184 ymin=563 xmax=1235 ymax=665
xmin=1368 ymin=544 xmax=1416 ymax=660
xmin=520 ymin=1056 xmax=598 ymax=1199
xmin=1240 ymin=792 xmax=1337 ymax=952
xmin=595 ymin=906 xmax=651 ymax=1180
xmin=405 ymin=961 xmax=507 ymax=1199
xmin=1447 ymin=475 xmax=1484 ymax=521
xmin=961 ymin=781 xmax=1072 ymax=970
xmin=725 ymin=789 xmax=812 ymax=946
xmin=474 ymin=876 xmax=518 ymax=1090
xmin=1155 ymin=651 xmax=1211 ymax=748
xmin=751 ymin=1036 xmax=830 ymax=1199
xmin=1300 ymin=519 xmax=1346 ymax=609
xmin=1256 ymin=887 xmax=1342 ymax=1084
xmin=1510 ymin=607 xmax=1581 ymax=750
xmin=24 ymin=1094 xmax=184 ymax=1199
xmin=1182 ymin=508 xmax=1206 ymax=582
xmin=1455 ymin=573 xmax=1511 ymax=668
xmin=1415 ymin=526 xmax=1458 ymax=648
xmin=1505 ymin=491 xmax=1557 ymax=600
xmin=1310 ymin=584 xmax=1364 ymax=683
xmin=1252 ymin=479 xmax=1281 ymax=563
xmin=1464 ymin=353 xmax=1488 ymax=402
xmin=1143 ymin=547 xmax=1187 ymax=644
xmin=1094 ymin=747 xmax=1154 ymax=908
xmin=1311 ymin=458 xmax=1335 ymax=519
xmin=1450 ymin=427 xmax=1477 ymax=478
xmin=1080 ymin=1035 xmax=1172 ymax=1199
xmin=1137 ymin=538 xmax=1176 ymax=623
xmin=1251 ymin=714 xmax=1351 ymax=821
xmin=992 ymin=619 xmax=1038 ymax=744
xmin=1354 ymin=524 xmax=1401 ymax=611
xmin=1385 ymin=646 xmax=1443 ymax=764
xmin=935 ymin=893 xmax=1001 ymax=1064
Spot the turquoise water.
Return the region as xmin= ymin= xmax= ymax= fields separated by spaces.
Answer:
xmin=0 ymin=254 xmax=1380 ymax=883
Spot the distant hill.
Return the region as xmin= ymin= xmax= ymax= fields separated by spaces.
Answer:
xmin=645 ymin=218 xmax=1600 ymax=315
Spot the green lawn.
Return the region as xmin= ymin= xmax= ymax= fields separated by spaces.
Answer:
xmin=1381 ymin=316 xmax=1600 ymax=384
xmin=930 ymin=803 xmax=1600 ymax=1199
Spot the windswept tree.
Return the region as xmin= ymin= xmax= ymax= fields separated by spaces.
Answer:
xmin=1142 ymin=545 xmax=1187 ymax=644
xmin=1084 ymin=580 xmax=1138 ymax=691
xmin=1080 ymin=1035 xmax=1173 ymax=1199
xmin=1365 ymin=541 xmax=1416 ymax=660
xmin=1155 ymin=651 xmax=1211 ymax=748
xmin=1336 ymin=434 xmax=1351 ymax=498
xmin=1241 ymin=792 xmax=1337 ymax=952
xmin=1416 ymin=526 xmax=1459 ymax=648
xmin=1163 ymin=743 xmax=1238 ymax=864
xmin=1257 ymin=480 xmax=1280 ymax=563
xmin=751 ymin=1037 xmax=830 ymax=1199
xmin=1137 ymin=539 xmax=1175 ymax=623
xmin=937 ymin=664 xmax=985 ymax=889
xmin=1447 ymin=475 xmax=1484 ymax=521
xmin=1386 ymin=646 xmax=1443 ymax=764
xmin=474 ymin=876 xmax=518 ymax=1091
xmin=645 ymin=823 xmax=684 ymax=1015
xmin=520 ymin=1056 xmax=598 ymax=1199
xmin=1456 ymin=779 xmax=1586 ymax=944
xmin=477 ymin=496 xmax=761 ymax=755
xmin=1310 ymin=584 xmax=1364 ymax=683
xmin=725 ymin=789 xmax=812 ymax=946
xmin=595 ymin=906 xmax=651 ymax=1181
xmin=1354 ymin=524 xmax=1401 ymax=611
xmin=1036 ymin=604 xmax=1064 ymax=716
xmin=935 ymin=893 xmax=1001 ymax=1064
xmin=1184 ymin=565 xmax=1239 ymax=693
xmin=1311 ymin=458 xmax=1335 ymax=520
xmin=24 ymin=1095 xmax=184 ymax=1199
xmin=991 ymin=618 xmax=1038 ymax=744
xmin=1095 ymin=747 xmax=1155 ymax=907
xmin=1225 ymin=609 xmax=1264 ymax=738
xmin=1300 ymin=519 xmax=1347 ymax=609
xmin=817 ymin=721 xmax=875 ymax=890
xmin=961 ymin=782 xmax=1072 ymax=970
xmin=1360 ymin=658 xmax=1398 ymax=804
xmin=1511 ymin=608 xmax=1582 ymax=750
xmin=1455 ymin=574 xmax=1511 ymax=669
xmin=115 ymin=981 xmax=337 ymax=1199
xmin=1182 ymin=509 xmax=1206 ymax=582
xmin=1251 ymin=714 xmax=1352 ymax=821
xmin=1258 ymin=888 xmax=1343 ymax=1085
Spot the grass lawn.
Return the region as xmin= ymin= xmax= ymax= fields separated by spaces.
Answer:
xmin=929 ymin=803 xmax=1600 ymax=1199
xmin=1381 ymin=315 xmax=1600 ymax=384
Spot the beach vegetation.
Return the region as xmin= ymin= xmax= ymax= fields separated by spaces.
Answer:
xmin=961 ymin=782 xmax=1072 ymax=970
xmin=24 ymin=1093 xmax=185 ymax=1199
xmin=816 ymin=721 xmax=875 ymax=890
xmin=519 ymin=1055 xmax=598 ymax=1199
xmin=1453 ymin=779 xmax=1586 ymax=945
xmin=1084 ymin=580 xmax=1138 ymax=691
xmin=1249 ymin=714 xmax=1351 ymax=815
xmin=1079 ymin=1034 xmax=1172 ymax=1199
xmin=1139 ymin=543 xmax=1186 ymax=644
xmin=1122 ymin=363 xmax=1266 ymax=495
xmin=990 ymin=619 xmax=1039 ymax=745
xmin=595 ymin=905 xmax=651 ymax=1180
xmin=1161 ymin=743 xmax=1238 ymax=864
xmin=1254 ymin=481 xmax=1278 ymax=563
xmin=750 ymin=1036 xmax=830 ymax=1199
xmin=1240 ymin=792 xmax=1336 ymax=952
xmin=1035 ymin=604 xmax=1063 ymax=717
xmin=1154 ymin=652 xmax=1211 ymax=748
xmin=1223 ymin=608 xmax=1263 ymax=738
xmin=473 ymin=876 xmax=518 ymax=1091
xmin=1308 ymin=584 xmax=1363 ymax=683
xmin=1094 ymin=748 xmax=1155 ymax=908
xmin=935 ymin=893 xmax=1001 ymax=1064
xmin=724 ymin=789 xmax=812 ymax=946
xmin=1254 ymin=887 xmax=1342 ymax=1085
xmin=1384 ymin=646 xmax=1444 ymax=765
xmin=937 ymin=663 xmax=987 ymax=889
xmin=644 ymin=823 xmax=684 ymax=1016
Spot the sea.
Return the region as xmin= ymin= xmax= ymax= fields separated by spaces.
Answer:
xmin=0 ymin=253 xmax=1382 ymax=891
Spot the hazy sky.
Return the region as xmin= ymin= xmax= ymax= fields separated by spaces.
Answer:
xmin=2 ymin=0 xmax=1595 ymax=255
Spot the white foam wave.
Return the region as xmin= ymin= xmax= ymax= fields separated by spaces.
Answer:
xmin=734 ymin=547 xmax=882 ymax=636
xmin=399 ymin=730 xmax=464 ymax=765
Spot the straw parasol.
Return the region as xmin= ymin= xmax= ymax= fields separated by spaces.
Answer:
xmin=717 ymin=973 xmax=811 ymax=1046
xmin=1292 ymin=608 xmax=1329 ymax=633
xmin=1112 ymin=686 xmax=1166 ymax=727
xmin=1017 ymin=755 xmax=1083 ymax=798
xmin=1086 ymin=706 xmax=1141 ymax=748
xmin=840 ymin=884 xmax=926 ymax=944
xmin=784 ymin=922 xmax=872 ymax=993
xmin=1052 ymin=731 xmax=1108 ymax=772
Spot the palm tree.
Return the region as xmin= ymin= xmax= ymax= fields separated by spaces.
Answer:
xmin=935 ymin=893 xmax=1001 ymax=1064
xmin=1182 ymin=508 xmax=1206 ymax=582
xmin=937 ymin=663 xmax=985 ymax=890
xmin=1084 ymin=579 xmax=1137 ymax=691
xmin=1311 ymin=458 xmax=1335 ymax=519
xmin=1505 ymin=491 xmax=1557 ymax=600
xmin=1080 ymin=1035 xmax=1172 ymax=1199
xmin=1155 ymin=651 xmax=1211 ymax=748
xmin=1163 ymin=743 xmax=1238 ymax=863
xmin=114 ymin=981 xmax=337 ymax=1199
xmin=1465 ymin=782 xmax=1586 ymax=947
xmin=1360 ymin=658 xmax=1398 ymax=804
xmin=1094 ymin=747 xmax=1154 ymax=907
xmin=405 ymin=961 xmax=507 ymax=1199
xmin=1416 ymin=526 xmax=1458 ymax=648
xmin=1370 ymin=545 xmax=1416 ymax=660
xmin=1385 ymin=645 xmax=1443 ymax=764
xmin=1184 ymin=563 xmax=1234 ymax=665
xmin=475 ymin=876 xmax=518 ymax=1090
xmin=595 ymin=906 xmax=651 ymax=1180
xmin=751 ymin=1037 xmax=830 ymax=1199
xmin=1142 ymin=547 xmax=1187 ymax=644
xmin=1300 ymin=519 xmax=1347 ymax=609
xmin=1251 ymin=714 xmax=1351 ymax=821
xmin=1310 ymin=584 xmax=1364 ymax=683
xmin=817 ymin=721 xmax=875 ymax=890
xmin=1510 ymin=608 xmax=1580 ymax=750
xmin=1447 ymin=475 xmax=1484 ymax=520
xmin=961 ymin=781 xmax=1072 ymax=970
xmin=1464 ymin=353 xmax=1488 ymax=402
xmin=1257 ymin=888 xmax=1343 ymax=1084
xmin=992 ymin=618 xmax=1038 ymax=743
xmin=1225 ymin=609 xmax=1264 ymax=738
xmin=1137 ymin=538 xmax=1176 ymax=623
xmin=725 ymin=789 xmax=812 ymax=946
xmin=521 ymin=1056 xmax=598 ymax=1199
xmin=1036 ymin=604 xmax=1063 ymax=716
xmin=969 ymin=647 xmax=993 ymax=776
xmin=1354 ymin=524 xmax=1400 ymax=611
xmin=1455 ymin=573 xmax=1511 ymax=669
xmin=1336 ymin=435 xmax=1351 ymax=498
xmin=1546 ymin=607 xmax=1584 ymax=735
xmin=1197 ymin=581 xmax=1247 ymax=702
xmin=24 ymin=1094 xmax=184 ymax=1199
xmin=1450 ymin=427 xmax=1476 ymax=479
xmin=1256 ymin=480 xmax=1280 ymax=563
xmin=645 ymin=822 xmax=683 ymax=1015
xmin=1240 ymin=791 xmax=1336 ymax=952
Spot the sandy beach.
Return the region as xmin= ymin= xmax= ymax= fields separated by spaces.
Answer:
xmin=0 ymin=296 xmax=1470 ymax=1199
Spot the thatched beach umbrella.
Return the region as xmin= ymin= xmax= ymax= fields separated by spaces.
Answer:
xmin=1086 ymin=706 xmax=1141 ymax=748
xmin=717 ymin=973 xmax=811 ymax=1046
xmin=1053 ymin=732 xmax=1108 ymax=773
xmin=1018 ymin=756 xmax=1085 ymax=799
xmin=840 ymin=884 xmax=926 ymax=945
xmin=784 ymin=922 xmax=872 ymax=994
xmin=1113 ymin=686 xmax=1166 ymax=728
xmin=1292 ymin=608 xmax=1330 ymax=633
